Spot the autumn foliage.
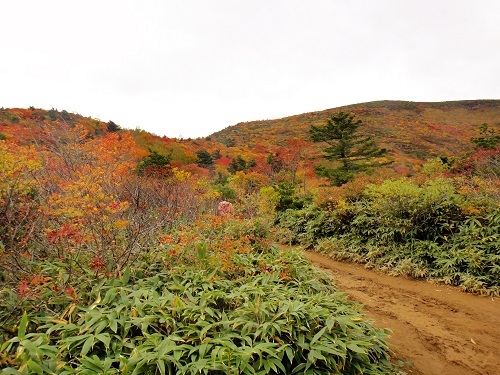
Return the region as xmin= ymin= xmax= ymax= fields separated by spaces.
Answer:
xmin=0 ymin=110 xmax=218 ymax=288
xmin=0 ymin=102 xmax=499 ymax=373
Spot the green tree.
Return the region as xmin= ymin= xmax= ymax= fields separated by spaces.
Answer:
xmin=309 ymin=111 xmax=386 ymax=186
xmin=471 ymin=123 xmax=500 ymax=150
xmin=228 ymin=155 xmax=247 ymax=174
xmin=196 ymin=149 xmax=214 ymax=168
xmin=137 ymin=149 xmax=172 ymax=176
xmin=273 ymin=182 xmax=310 ymax=211
xmin=106 ymin=120 xmax=121 ymax=132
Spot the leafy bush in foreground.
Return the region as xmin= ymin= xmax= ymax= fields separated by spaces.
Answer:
xmin=0 ymin=248 xmax=394 ymax=374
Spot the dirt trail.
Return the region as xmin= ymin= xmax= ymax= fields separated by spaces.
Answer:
xmin=304 ymin=251 xmax=500 ymax=375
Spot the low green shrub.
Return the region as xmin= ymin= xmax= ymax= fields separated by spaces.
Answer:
xmin=433 ymin=211 xmax=500 ymax=294
xmin=353 ymin=178 xmax=464 ymax=245
xmin=276 ymin=202 xmax=354 ymax=248
xmin=1 ymin=248 xmax=394 ymax=374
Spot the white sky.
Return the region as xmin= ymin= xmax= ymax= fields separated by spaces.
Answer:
xmin=1 ymin=1 xmax=499 ymax=138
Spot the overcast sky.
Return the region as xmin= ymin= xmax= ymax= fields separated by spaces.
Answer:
xmin=1 ymin=1 xmax=499 ymax=138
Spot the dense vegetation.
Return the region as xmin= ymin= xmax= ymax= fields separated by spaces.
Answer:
xmin=1 ymin=101 xmax=499 ymax=372
xmin=276 ymin=151 xmax=499 ymax=295
xmin=0 ymin=232 xmax=394 ymax=374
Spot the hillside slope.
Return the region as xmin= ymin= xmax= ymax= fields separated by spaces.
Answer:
xmin=210 ymin=100 xmax=500 ymax=172
xmin=2 ymin=100 xmax=498 ymax=180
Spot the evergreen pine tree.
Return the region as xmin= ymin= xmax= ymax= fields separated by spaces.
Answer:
xmin=309 ymin=111 xmax=387 ymax=186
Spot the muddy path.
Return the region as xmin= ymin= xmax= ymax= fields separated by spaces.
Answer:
xmin=304 ymin=251 xmax=500 ymax=375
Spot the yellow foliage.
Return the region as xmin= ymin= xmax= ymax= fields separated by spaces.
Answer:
xmin=172 ymin=167 xmax=191 ymax=182
xmin=195 ymin=178 xmax=222 ymax=200
xmin=0 ymin=141 xmax=42 ymax=204
xmin=229 ymin=171 xmax=268 ymax=195
xmin=421 ymin=157 xmax=448 ymax=177
xmin=258 ymin=186 xmax=279 ymax=215
xmin=112 ymin=219 xmax=130 ymax=230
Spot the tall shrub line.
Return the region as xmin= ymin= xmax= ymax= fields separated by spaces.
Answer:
xmin=276 ymin=176 xmax=499 ymax=296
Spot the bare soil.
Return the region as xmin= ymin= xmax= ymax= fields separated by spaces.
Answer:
xmin=304 ymin=251 xmax=500 ymax=375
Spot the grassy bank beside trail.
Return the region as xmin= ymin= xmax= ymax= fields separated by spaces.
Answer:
xmin=276 ymin=178 xmax=500 ymax=296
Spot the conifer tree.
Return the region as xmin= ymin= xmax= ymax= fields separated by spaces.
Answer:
xmin=196 ymin=149 xmax=214 ymax=168
xmin=309 ymin=111 xmax=386 ymax=186
xmin=137 ymin=149 xmax=171 ymax=176
xmin=471 ymin=123 xmax=500 ymax=150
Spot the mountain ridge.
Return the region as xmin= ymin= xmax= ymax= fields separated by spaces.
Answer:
xmin=209 ymin=99 xmax=500 ymax=166
xmin=2 ymin=99 xmax=499 ymax=179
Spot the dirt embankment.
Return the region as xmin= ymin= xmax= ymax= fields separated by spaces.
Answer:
xmin=304 ymin=251 xmax=500 ymax=375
